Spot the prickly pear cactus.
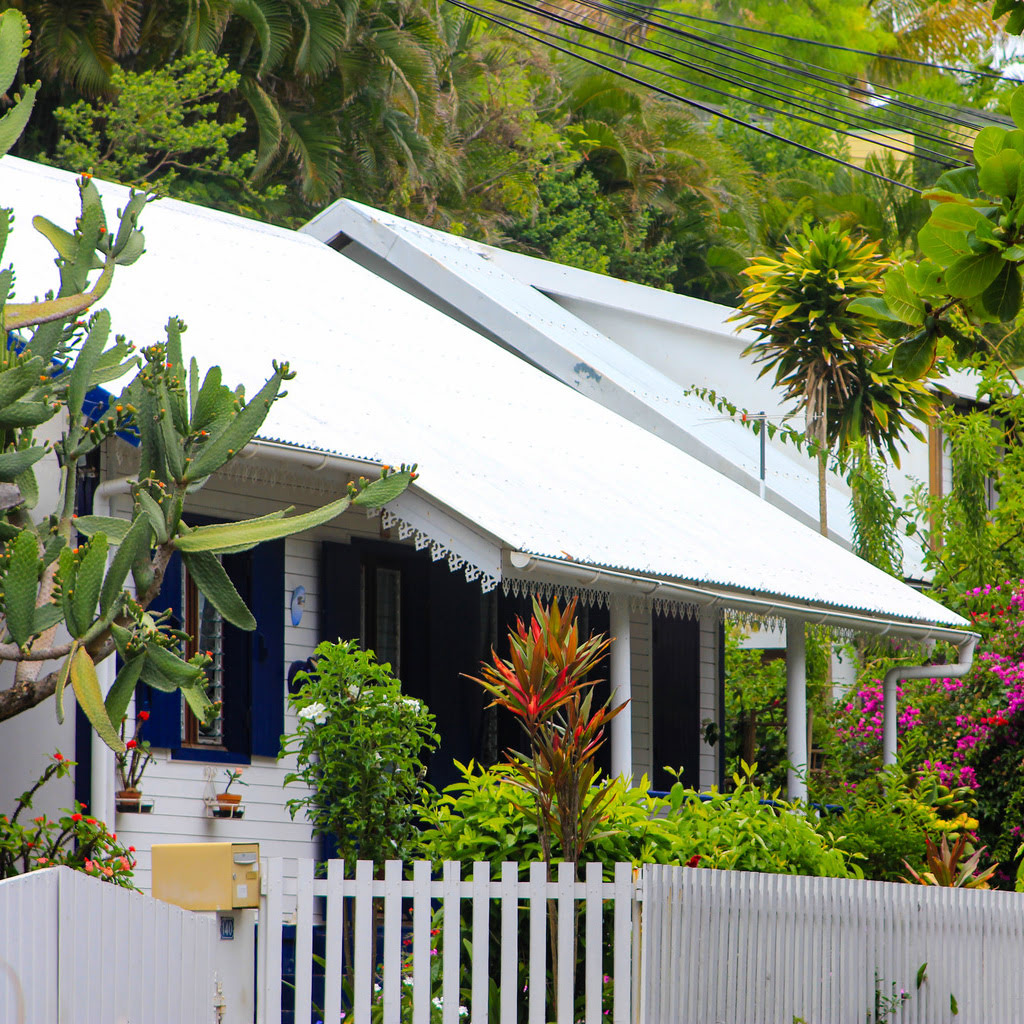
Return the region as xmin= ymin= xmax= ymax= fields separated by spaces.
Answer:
xmin=0 ymin=14 xmax=415 ymax=748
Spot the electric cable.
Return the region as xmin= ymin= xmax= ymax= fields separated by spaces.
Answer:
xmin=444 ymin=0 xmax=925 ymax=190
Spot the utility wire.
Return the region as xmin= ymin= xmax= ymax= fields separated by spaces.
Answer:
xmin=577 ymin=0 xmax=994 ymax=140
xmin=478 ymin=0 xmax=961 ymax=167
xmin=552 ymin=0 xmax=970 ymax=160
xmin=613 ymin=1 xmax=1010 ymax=130
xmin=638 ymin=7 xmax=1012 ymax=81
xmin=445 ymin=0 xmax=924 ymax=190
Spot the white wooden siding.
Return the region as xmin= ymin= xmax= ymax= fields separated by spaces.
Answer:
xmin=99 ymin=447 xmax=664 ymax=899
xmin=104 ymin=452 xmax=382 ymax=898
xmin=628 ymin=609 xmax=652 ymax=780
xmin=698 ymin=612 xmax=720 ymax=789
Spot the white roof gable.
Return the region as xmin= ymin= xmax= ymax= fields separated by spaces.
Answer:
xmin=306 ymin=200 xmax=861 ymax=541
xmin=0 ymin=156 xmax=966 ymax=633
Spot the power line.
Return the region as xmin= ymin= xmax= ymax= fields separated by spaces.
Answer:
xmin=550 ymin=0 xmax=970 ymax=162
xmin=444 ymin=0 xmax=924 ymax=190
xmin=641 ymin=7 xmax=1012 ymax=81
xmin=579 ymin=0 xmax=997 ymax=140
xmin=470 ymin=0 xmax=960 ymax=169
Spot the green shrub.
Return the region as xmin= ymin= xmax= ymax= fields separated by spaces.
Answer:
xmin=1 ymin=752 xmax=138 ymax=887
xmin=280 ymin=640 xmax=439 ymax=868
xmin=417 ymin=762 xmax=856 ymax=878
xmin=811 ymin=767 xmax=983 ymax=882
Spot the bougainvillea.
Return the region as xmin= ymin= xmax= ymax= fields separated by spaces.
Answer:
xmin=824 ymin=580 xmax=1024 ymax=879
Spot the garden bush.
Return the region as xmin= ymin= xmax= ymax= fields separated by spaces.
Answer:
xmin=417 ymin=761 xmax=857 ymax=878
xmin=280 ymin=640 xmax=439 ymax=868
xmin=0 ymin=752 xmax=138 ymax=887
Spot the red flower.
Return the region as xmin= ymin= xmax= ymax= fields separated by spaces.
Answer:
xmin=137 ymin=711 xmax=150 ymax=722
xmin=85 ymin=818 xmax=95 ymax=825
xmin=71 ymin=813 xmax=82 ymax=822
xmin=125 ymin=739 xmax=137 ymax=749
xmin=686 ymin=855 xmax=701 ymax=868
xmin=128 ymin=846 xmax=136 ymax=853
xmin=53 ymin=752 xmax=64 ymax=761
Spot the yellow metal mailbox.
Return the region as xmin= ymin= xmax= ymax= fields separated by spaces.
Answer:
xmin=151 ymin=842 xmax=260 ymax=911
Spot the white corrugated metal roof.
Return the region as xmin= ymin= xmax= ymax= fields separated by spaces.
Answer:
xmin=1 ymin=156 xmax=966 ymax=631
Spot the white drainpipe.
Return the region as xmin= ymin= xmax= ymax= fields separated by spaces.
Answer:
xmin=88 ymin=476 xmax=134 ymax=827
xmin=882 ymin=632 xmax=980 ymax=766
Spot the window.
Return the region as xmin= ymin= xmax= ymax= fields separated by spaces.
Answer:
xmin=360 ymin=561 xmax=403 ymax=674
xmin=182 ymin=564 xmax=225 ymax=747
xmin=139 ymin=537 xmax=285 ymax=761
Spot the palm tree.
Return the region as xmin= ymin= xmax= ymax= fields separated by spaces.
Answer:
xmin=734 ymin=221 xmax=902 ymax=536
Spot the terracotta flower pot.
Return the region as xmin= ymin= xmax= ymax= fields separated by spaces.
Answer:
xmin=217 ymin=792 xmax=242 ymax=807
xmin=115 ymin=788 xmax=143 ymax=812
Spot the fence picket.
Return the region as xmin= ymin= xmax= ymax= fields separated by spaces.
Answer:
xmin=262 ymin=856 xmax=283 ymax=1024
xmin=556 ymin=861 xmax=575 ymax=1024
xmin=324 ymin=860 xmax=345 ymax=1024
xmin=471 ymin=861 xmax=490 ymax=1024
xmin=612 ymin=862 xmax=631 ymax=1024
xmin=442 ymin=860 xmax=461 ymax=1024
xmin=499 ymin=862 xmax=518 ymax=1024
xmin=584 ymin=862 xmax=602 ymax=1024
xmin=354 ymin=860 xmax=374 ymax=1023
xmin=383 ymin=860 xmax=403 ymax=1024
xmin=412 ymin=860 xmax=432 ymax=1024
xmin=295 ymin=858 xmax=315 ymax=1023
xmin=528 ymin=862 xmax=547 ymax=1024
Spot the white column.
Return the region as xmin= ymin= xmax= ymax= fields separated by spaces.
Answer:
xmin=609 ymin=595 xmax=632 ymax=781
xmin=91 ymin=659 xmax=116 ymax=827
xmin=786 ymin=617 xmax=807 ymax=802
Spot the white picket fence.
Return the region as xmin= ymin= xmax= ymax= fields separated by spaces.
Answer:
xmin=0 ymin=865 xmax=218 ymax=1023
xmin=256 ymin=858 xmax=640 ymax=1024
xmin=642 ymin=862 xmax=1024 ymax=1024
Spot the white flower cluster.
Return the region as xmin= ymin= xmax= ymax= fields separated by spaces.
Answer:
xmin=297 ymin=701 xmax=328 ymax=725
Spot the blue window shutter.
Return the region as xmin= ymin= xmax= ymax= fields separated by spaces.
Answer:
xmin=250 ymin=539 xmax=285 ymax=757
xmin=139 ymin=552 xmax=183 ymax=749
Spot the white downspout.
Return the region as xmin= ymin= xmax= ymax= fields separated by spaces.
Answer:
xmin=88 ymin=476 xmax=134 ymax=828
xmin=882 ymin=632 xmax=980 ymax=766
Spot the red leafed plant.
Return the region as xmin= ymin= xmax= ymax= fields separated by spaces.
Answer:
xmin=469 ymin=596 xmax=626 ymax=867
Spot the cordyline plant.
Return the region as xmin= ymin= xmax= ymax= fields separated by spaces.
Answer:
xmin=0 ymin=10 xmax=413 ymax=749
xmin=901 ymin=834 xmax=997 ymax=889
xmin=469 ymin=596 xmax=625 ymax=868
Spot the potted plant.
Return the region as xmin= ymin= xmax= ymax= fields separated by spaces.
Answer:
xmin=215 ymin=767 xmax=247 ymax=817
xmin=114 ymin=712 xmax=153 ymax=812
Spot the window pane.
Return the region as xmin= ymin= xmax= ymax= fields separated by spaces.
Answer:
xmin=376 ymin=566 xmax=401 ymax=674
xmin=182 ymin=564 xmax=226 ymax=747
xmin=196 ymin=588 xmax=225 ymax=744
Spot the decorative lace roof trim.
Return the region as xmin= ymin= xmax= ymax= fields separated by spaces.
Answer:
xmin=380 ymin=508 xmax=500 ymax=592
xmin=503 ymin=574 xmax=711 ymax=620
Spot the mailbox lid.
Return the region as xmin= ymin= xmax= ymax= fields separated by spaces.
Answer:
xmin=152 ymin=842 xmax=234 ymax=911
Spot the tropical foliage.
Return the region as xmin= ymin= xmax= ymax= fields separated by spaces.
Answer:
xmin=0 ymin=11 xmax=415 ymax=745
xmin=280 ymin=640 xmax=439 ymax=868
